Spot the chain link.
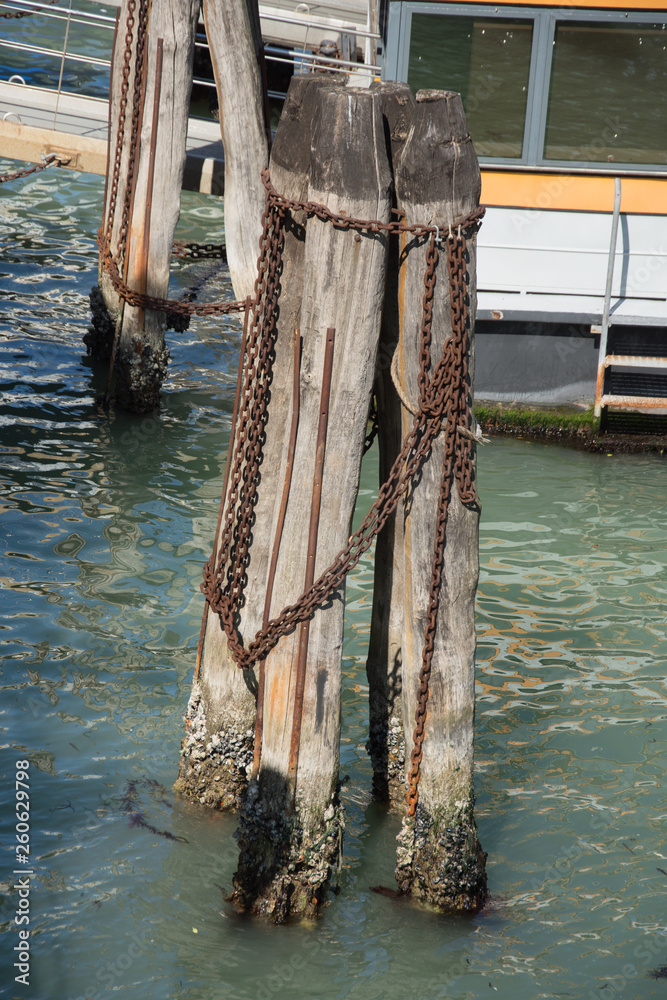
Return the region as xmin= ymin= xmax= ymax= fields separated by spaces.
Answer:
xmin=99 ymin=165 xmax=483 ymax=323
xmin=172 ymin=241 xmax=227 ymax=260
xmin=114 ymin=0 xmax=150 ymax=275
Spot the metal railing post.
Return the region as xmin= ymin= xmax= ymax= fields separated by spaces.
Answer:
xmin=594 ymin=176 xmax=622 ymax=419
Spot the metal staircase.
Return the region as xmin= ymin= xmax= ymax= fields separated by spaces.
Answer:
xmin=593 ymin=178 xmax=667 ymax=421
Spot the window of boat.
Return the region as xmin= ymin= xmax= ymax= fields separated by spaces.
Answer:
xmin=544 ymin=21 xmax=667 ymax=166
xmin=406 ymin=14 xmax=533 ymax=158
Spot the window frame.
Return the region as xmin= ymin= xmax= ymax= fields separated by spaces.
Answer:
xmin=384 ymin=2 xmax=667 ymax=172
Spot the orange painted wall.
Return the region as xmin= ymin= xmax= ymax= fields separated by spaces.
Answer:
xmin=420 ymin=0 xmax=667 ymax=9
xmin=480 ymin=171 xmax=667 ymax=214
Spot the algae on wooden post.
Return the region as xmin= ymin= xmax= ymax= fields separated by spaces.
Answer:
xmin=393 ymin=90 xmax=487 ymax=912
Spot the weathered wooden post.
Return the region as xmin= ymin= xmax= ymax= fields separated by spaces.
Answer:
xmin=393 ymin=90 xmax=487 ymax=912
xmin=230 ymin=84 xmax=392 ymax=921
xmin=90 ymin=0 xmax=199 ymax=412
xmin=203 ymin=0 xmax=269 ymax=300
xmin=366 ymin=81 xmax=415 ymax=806
xmin=176 ymin=74 xmax=345 ymax=816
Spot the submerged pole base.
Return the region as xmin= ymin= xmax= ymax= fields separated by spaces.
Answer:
xmin=230 ymin=780 xmax=344 ymax=923
xmin=85 ymin=285 xmax=117 ymax=362
xmin=174 ymin=684 xmax=253 ymax=811
xmin=115 ymin=335 xmax=170 ymax=413
xmin=395 ymin=800 xmax=488 ymax=914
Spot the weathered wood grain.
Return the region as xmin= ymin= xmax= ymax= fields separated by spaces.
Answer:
xmin=203 ymin=0 xmax=268 ymax=301
xmin=366 ymin=81 xmax=415 ymax=807
xmin=232 ymin=84 xmax=392 ymax=921
xmin=393 ymin=89 xmax=487 ymax=912
xmin=177 ymin=75 xmax=344 ymax=818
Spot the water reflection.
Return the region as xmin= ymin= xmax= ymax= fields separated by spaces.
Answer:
xmin=1 ymin=168 xmax=666 ymax=999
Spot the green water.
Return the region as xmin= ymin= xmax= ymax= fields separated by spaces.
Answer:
xmin=1 ymin=165 xmax=666 ymax=1000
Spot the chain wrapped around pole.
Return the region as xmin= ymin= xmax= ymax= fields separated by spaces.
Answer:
xmin=405 ymin=229 xmax=475 ymax=816
xmin=202 ymin=174 xmax=481 ymax=671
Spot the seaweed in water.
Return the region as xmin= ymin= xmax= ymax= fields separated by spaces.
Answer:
xmin=119 ymin=777 xmax=188 ymax=844
xmin=648 ymin=966 xmax=667 ymax=980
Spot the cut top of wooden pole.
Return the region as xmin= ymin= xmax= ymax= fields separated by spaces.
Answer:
xmin=397 ymin=89 xmax=480 ymax=223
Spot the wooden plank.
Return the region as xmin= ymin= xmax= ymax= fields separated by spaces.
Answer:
xmin=0 ymin=120 xmax=107 ymax=175
xmin=0 ymin=119 xmax=223 ymax=194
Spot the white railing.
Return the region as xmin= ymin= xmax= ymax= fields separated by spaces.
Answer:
xmin=0 ymin=0 xmax=380 ymax=119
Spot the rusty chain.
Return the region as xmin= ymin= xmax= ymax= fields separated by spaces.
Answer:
xmin=0 ymin=153 xmax=69 ymax=184
xmin=114 ymin=0 xmax=151 ymax=274
xmin=196 ymin=170 xmax=482 ymax=815
xmin=104 ymin=0 xmax=137 ymax=245
xmin=0 ymin=0 xmax=58 ymax=18
xmin=172 ymin=241 xmax=227 ymax=260
xmin=405 ymin=232 xmax=475 ymax=816
xmin=202 ymin=181 xmax=481 ymax=667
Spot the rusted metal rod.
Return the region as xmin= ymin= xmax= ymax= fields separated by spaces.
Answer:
xmin=195 ymin=300 xmax=252 ymax=681
xmin=101 ymin=7 xmax=120 ymax=236
xmin=253 ymin=327 xmax=302 ymax=775
xmin=103 ymin=7 xmax=152 ymax=404
xmin=288 ymin=326 xmax=336 ymax=797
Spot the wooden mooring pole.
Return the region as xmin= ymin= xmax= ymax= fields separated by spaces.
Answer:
xmin=393 ymin=90 xmax=487 ymax=912
xmin=176 ymin=75 xmax=346 ymax=819
xmin=231 ymin=83 xmax=391 ymax=921
xmin=177 ymin=78 xmax=486 ymax=920
xmin=88 ymin=0 xmax=199 ymax=412
xmin=202 ymin=0 xmax=268 ymax=300
xmin=88 ymin=0 xmax=267 ymax=411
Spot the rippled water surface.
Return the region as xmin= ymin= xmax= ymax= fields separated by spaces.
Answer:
xmin=1 ymin=166 xmax=666 ymax=1000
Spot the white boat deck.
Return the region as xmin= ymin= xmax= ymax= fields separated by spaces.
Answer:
xmin=0 ymin=79 xmax=224 ymax=192
xmin=476 ymin=205 xmax=667 ymax=328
